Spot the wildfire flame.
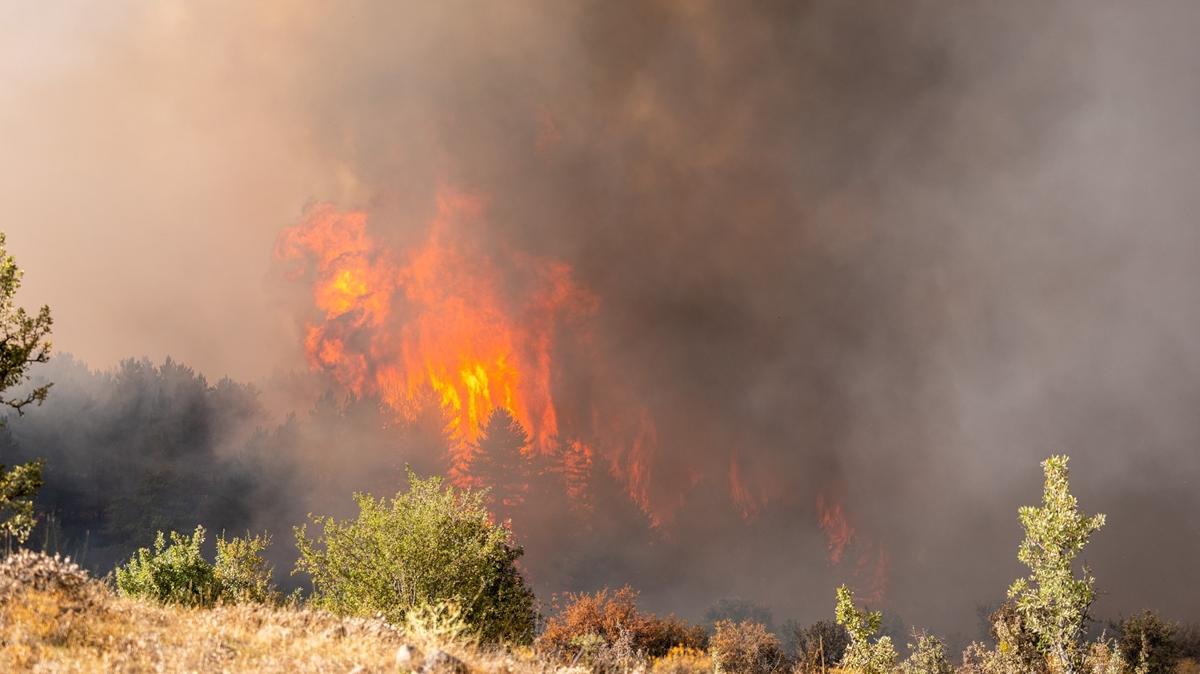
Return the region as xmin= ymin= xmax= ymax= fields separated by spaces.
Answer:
xmin=276 ymin=187 xmax=890 ymax=600
xmin=816 ymin=492 xmax=854 ymax=564
xmin=818 ymin=490 xmax=889 ymax=604
xmin=276 ymin=190 xmax=595 ymax=486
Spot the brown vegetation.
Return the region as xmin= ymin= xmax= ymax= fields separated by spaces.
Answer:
xmin=536 ymin=586 xmax=706 ymax=663
xmin=709 ymin=620 xmax=786 ymax=674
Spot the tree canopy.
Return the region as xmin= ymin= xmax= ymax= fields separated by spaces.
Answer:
xmin=0 ymin=232 xmax=52 ymax=546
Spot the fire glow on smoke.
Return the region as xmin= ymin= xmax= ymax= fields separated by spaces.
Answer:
xmin=276 ymin=188 xmax=887 ymax=599
xmin=275 ymin=190 xmax=598 ymax=489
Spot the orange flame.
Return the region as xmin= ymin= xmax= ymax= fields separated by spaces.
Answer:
xmin=276 ymin=190 xmax=595 ymax=486
xmin=816 ymin=492 xmax=854 ymax=564
xmin=274 ymin=188 xmax=878 ymax=562
xmin=854 ymin=543 xmax=890 ymax=606
xmin=817 ymin=490 xmax=889 ymax=604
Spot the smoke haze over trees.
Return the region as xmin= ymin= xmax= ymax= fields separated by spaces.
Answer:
xmin=2 ymin=0 xmax=1200 ymax=637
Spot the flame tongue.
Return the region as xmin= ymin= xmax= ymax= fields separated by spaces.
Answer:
xmin=817 ymin=489 xmax=889 ymax=604
xmin=276 ymin=190 xmax=594 ymax=485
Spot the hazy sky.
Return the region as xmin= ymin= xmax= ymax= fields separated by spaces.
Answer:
xmin=1 ymin=3 xmax=346 ymax=379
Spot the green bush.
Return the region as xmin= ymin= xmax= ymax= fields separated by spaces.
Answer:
xmin=116 ymin=526 xmax=219 ymax=606
xmin=115 ymin=526 xmax=276 ymax=607
xmin=899 ymin=630 xmax=953 ymax=674
xmin=293 ymin=469 xmax=537 ymax=644
xmin=1008 ymin=455 xmax=1106 ymax=673
xmin=215 ymin=531 xmax=278 ymax=604
xmin=834 ymin=584 xmax=897 ymax=674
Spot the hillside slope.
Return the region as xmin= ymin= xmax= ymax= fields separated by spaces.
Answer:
xmin=0 ymin=551 xmax=549 ymax=674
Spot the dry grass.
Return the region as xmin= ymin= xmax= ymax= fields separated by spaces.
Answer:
xmin=0 ymin=552 xmax=564 ymax=674
xmin=0 ymin=588 xmax=571 ymax=673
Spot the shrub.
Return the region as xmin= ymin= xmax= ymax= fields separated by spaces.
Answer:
xmin=899 ymin=630 xmax=953 ymax=674
xmin=1082 ymin=640 xmax=1128 ymax=674
xmin=709 ymin=619 xmax=786 ymax=674
xmin=214 ymin=531 xmax=277 ymax=604
xmin=115 ymin=526 xmax=277 ymax=607
xmin=788 ymin=619 xmax=849 ymax=672
xmin=988 ymin=601 xmax=1048 ymax=673
xmin=293 ymin=470 xmax=537 ymax=644
xmin=1008 ymin=455 xmax=1105 ymax=673
xmin=834 ymin=584 xmax=897 ymax=674
xmin=1117 ymin=611 xmax=1176 ymax=674
xmin=115 ymin=526 xmax=219 ymax=606
xmin=537 ymin=586 xmax=706 ymax=661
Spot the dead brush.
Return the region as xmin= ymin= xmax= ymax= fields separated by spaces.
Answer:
xmin=537 ymin=586 xmax=706 ymax=666
xmin=710 ymin=620 xmax=788 ymax=674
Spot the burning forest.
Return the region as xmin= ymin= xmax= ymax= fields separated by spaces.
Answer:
xmin=2 ymin=1 xmax=1200 ymax=672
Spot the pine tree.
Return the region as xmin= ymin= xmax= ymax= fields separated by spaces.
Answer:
xmin=471 ymin=408 xmax=531 ymax=510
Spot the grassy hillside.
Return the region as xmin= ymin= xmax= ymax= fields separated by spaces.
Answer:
xmin=0 ymin=551 xmax=549 ymax=674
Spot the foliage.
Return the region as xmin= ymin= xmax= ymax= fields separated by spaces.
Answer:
xmin=214 ymin=532 xmax=277 ymax=604
xmin=293 ymin=469 xmax=537 ymax=644
xmin=0 ymin=233 xmax=53 ymax=417
xmin=971 ymin=601 xmax=1048 ymax=673
xmin=575 ymin=628 xmax=644 ymax=673
xmin=1117 ymin=611 xmax=1176 ymax=674
xmin=899 ymin=630 xmax=953 ymax=674
xmin=1007 ymin=455 xmax=1106 ymax=674
xmin=0 ymin=459 xmax=42 ymax=546
xmin=788 ymin=619 xmax=849 ymax=671
xmin=834 ymin=584 xmax=897 ymax=674
xmin=709 ymin=619 xmax=786 ymax=674
xmin=0 ymin=233 xmax=53 ymax=547
xmin=403 ymin=601 xmax=475 ymax=647
xmin=537 ymin=586 xmax=706 ymax=661
xmin=115 ymin=527 xmax=219 ymax=606
xmin=115 ymin=526 xmax=276 ymax=607
xmin=1082 ymin=640 xmax=1129 ymax=674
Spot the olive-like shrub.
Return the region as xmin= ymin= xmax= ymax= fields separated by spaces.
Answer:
xmin=294 ymin=470 xmax=537 ymax=644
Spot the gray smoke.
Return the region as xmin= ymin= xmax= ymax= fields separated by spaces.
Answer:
xmin=2 ymin=0 xmax=1199 ymax=637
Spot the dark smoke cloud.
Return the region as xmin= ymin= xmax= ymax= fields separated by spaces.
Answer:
xmin=3 ymin=0 xmax=1200 ymax=637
